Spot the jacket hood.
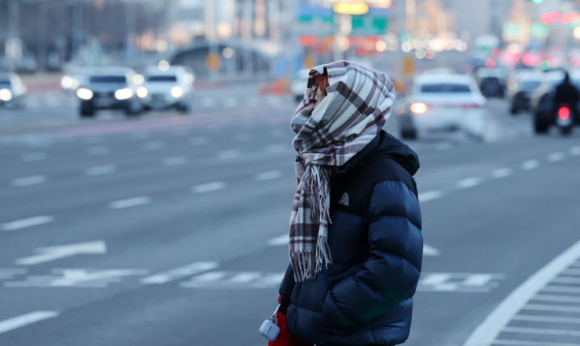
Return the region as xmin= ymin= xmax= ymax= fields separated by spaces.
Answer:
xmin=336 ymin=130 xmax=420 ymax=178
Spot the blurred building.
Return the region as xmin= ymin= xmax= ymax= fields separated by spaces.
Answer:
xmin=439 ymin=0 xmax=514 ymax=39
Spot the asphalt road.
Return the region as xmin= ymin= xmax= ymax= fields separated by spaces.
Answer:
xmin=1 ymin=91 xmax=580 ymax=346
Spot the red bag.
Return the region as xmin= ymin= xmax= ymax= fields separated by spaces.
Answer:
xmin=268 ymin=308 xmax=312 ymax=346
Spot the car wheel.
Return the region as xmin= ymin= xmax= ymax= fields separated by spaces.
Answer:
xmin=560 ymin=126 xmax=573 ymax=136
xmin=510 ymin=107 xmax=518 ymax=115
xmin=534 ymin=113 xmax=549 ymax=134
xmin=80 ymin=103 xmax=95 ymax=118
xmin=178 ymin=102 xmax=190 ymax=115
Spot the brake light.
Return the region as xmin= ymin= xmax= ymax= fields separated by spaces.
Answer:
xmin=558 ymin=106 xmax=570 ymax=120
xmin=410 ymin=102 xmax=428 ymax=114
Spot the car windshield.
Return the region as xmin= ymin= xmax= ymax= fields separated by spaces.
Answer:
xmin=147 ymin=75 xmax=177 ymax=82
xmin=90 ymin=76 xmax=127 ymax=84
xmin=420 ymin=83 xmax=472 ymax=93
xmin=519 ymin=80 xmax=542 ymax=91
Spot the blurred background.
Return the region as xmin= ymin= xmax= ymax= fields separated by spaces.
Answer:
xmin=1 ymin=0 xmax=580 ymax=345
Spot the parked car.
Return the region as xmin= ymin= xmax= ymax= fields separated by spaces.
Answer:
xmin=477 ymin=68 xmax=507 ymax=98
xmin=509 ymin=72 xmax=544 ymax=114
xmin=399 ymin=74 xmax=486 ymax=139
xmin=75 ymin=67 xmax=143 ymax=118
xmin=0 ymin=73 xmax=27 ymax=109
xmin=291 ymin=69 xmax=310 ymax=103
xmin=138 ymin=66 xmax=194 ymax=113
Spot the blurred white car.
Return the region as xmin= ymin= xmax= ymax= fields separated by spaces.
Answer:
xmin=399 ymin=74 xmax=486 ymax=139
xmin=138 ymin=66 xmax=194 ymax=113
xmin=291 ymin=69 xmax=310 ymax=103
xmin=0 ymin=73 xmax=27 ymax=109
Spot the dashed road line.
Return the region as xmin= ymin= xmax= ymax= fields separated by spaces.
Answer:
xmin=512 ymin=314 xmax=580 ymax=324
xmin=523 ymin=304 xmax=580 ymax=313
xmin=163 ymin=156 xmax=188 ymax=166
xmin=1 ymin=216 xmax=54 ymax=231
xmin=503 ymin=326 xmax=580 ymax=337
xmin=12 ymin=175 xmax=47 ymax=187
xmin=0 ymin=311 xmax=60 ymax=335
xmin=143 ymin=141 xmax=165 ymax=151
xmin=457 ymin=177 xmax=482 ymax=189
xmin=192 ymin=182 xmax=226 ymax=194
xmin=86 ymin=165 xmax=116 ymax=176
xmin=21 ymin=152 xmax=47 ymax=162
xmin=419 ymin=190 xmax=443 ymax=203
xmin=217 ymin=149 xmax=241 ymax=160
xmin=522 ymin=159 xmax=540 ymax=170
xmin=109 ymin=197 xmax=151 ymax=209
xmin=491 ymin=168 xmax=512 ymax=179
xmin=548 ymin=152 xmax=565 ymax=162
xmin=256 ymin=170 xmax=282 ymax=181
xmin=141 ymin=262 xmax=219 ymax=284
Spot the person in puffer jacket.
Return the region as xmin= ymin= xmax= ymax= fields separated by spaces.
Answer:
xmin=279 ymin=60 xmax=423 ymax=346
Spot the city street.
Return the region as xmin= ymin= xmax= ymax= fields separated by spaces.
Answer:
xmin=1 ymin=90 xmax=580 ymax=346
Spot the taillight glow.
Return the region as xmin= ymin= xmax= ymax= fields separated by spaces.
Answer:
xmin=410 ymin=102 xmax=428 ymax=114
xmin=558 ymin=106 xmax=570 ymax=120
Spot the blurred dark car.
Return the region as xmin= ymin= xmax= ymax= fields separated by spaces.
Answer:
xmin=75 ymin=67 xmax=143 ymax=118
xmin=510 ymin=73 xmax=543 ymax=114
xmin=0 ymin=73 xmax=27 ymax=109
xmin=531 ymin=70 xmax=580 ymax=134
xmin=479 ymin=76 xmax=505 ymax=98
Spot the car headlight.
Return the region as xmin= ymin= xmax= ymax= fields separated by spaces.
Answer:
xmin=0 ymin=88 xmax=12 ymax=102
xmin=76 ymin=88 xmax=93 ymax=100
xmin=171 ymin=86 xmax=184 ymax=98
xmin=115 ymin=88 xmax=134 ymax=100
xmin=410 ymin=102 xmax=428 ymax=114
xmin=136 ymin=87 xmax=148 ymax=99
xmin=61 ymin=76 xmax=73 ymax=89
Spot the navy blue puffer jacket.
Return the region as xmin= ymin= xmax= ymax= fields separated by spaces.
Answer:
xmin=279 ymin=130 xmax=423 ymax=346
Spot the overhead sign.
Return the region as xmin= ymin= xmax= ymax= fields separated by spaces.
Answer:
xmin=333 ymin=2 xmax=370 ymax=15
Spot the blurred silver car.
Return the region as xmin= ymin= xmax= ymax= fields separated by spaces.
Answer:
xmin=0 ymin=73 xmax=27 ymax=109
xmin=75 ymin=67 xmax=143 ymax=118
xmin=399 ymin=74 xmax=486 ymax=139
xmin=138 ymin=66 xmax=194 ymax=114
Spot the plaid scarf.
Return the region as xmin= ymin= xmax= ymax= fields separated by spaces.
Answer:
xmin=289 ymin=60 xmax=396 ymax=282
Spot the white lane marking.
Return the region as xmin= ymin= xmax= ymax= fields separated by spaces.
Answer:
xmin=463 ymin=238 xmax=580 ymax=346
xmin=109 ymin=197 xmax=151 ymax=209
xmin=268 ymin=235 xmax=288 ymax=246
xmin=191 ymin=137 xmax=208 ymax=146
xmin=532 ymin=294 xmax=580 ymax=303
xmin=522 ymin=159 xmax=540 ymax=170
xmin=5 ymin=268 xmax=147 ymax=288
xmin=141 ymin=262 xmax=218 ymax=284
xmin=491 ymin=168 xmax=512 ymax=179
xmin=493 ymin=339 xmax=580 ymax=346
xmin=0 ymin=311 xmax=60 ymax=335
xmin=503 ymin=326 xmax=580 ymax=337
xmin=419 ymin=190 xmax=443 ymax=203
xmin=542 ymin=285 xmax=580 ymax=294
xmin=12 ymin=175 xmax=47 ymax=187
xmin=217 ymin=149 xmax=241 ymax=160
xmin=143 ymin=141 xmax=165 ymax=151
xmin=228 ymin=272 xmax=263 ymax=283
xmin=192 ymin=182 xmax=226 ymax=194
xmin=21 ymin=152 xmax=47 ymax=162
xmin=88 ymin=146 xmax=109 ymax=155
xmin=548 ymin=152 xmax=565 ymax=162
xmin=513 ymin=314 xmax=580 ymax=324
xmin=570 ymin=146 xmax=580 ymax=156
xmin=15 ymin=241 xmax=107 ymax=266
xmin=1 ymin=216 xmax=54 ymax=232
xmin=163 ymin=156 xmax=188 ymax=166
xmin=86 ymin=165 xmax=115 ymax=176
xmin=256 ymin=170 xmax=282 ymax=181
xmin=457 ymin=177 xmax=482 ymax=189
xmin=423 ymin=245 xmax=441 ymax=256
xmin=182 ymin=271 xmax=228 ymax=284
xmin=552 ymin=276 xmax=580 ymax=284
